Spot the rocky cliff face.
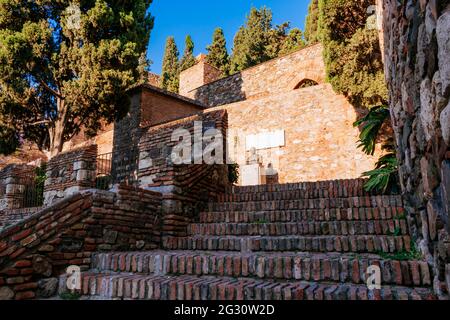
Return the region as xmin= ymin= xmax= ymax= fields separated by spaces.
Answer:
xmin=382 ymin=0 xmax=450 ymax=298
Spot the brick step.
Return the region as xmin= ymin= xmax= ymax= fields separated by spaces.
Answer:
xmin=162 ymin=235 xmax=412 ymax=254
xmin=219 ymin=188 xmax=379 ymax=203
xmin=68 ymin=272 xmax=435 ymax=300
xmin=187 ymin=220 xmax=409 ymax=237
xmin=90 ymin=251 xmax=432 ymax=287
xmin=227 ymin=179 xmax=373 ymax=198
xmin=208 ymin=196 xmax=403 ymax=212
xmin=200 ymin=208 xmax=406 ymax=223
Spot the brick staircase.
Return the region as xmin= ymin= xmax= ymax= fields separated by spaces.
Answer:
xmin=60 ymin=180 xmax=437 ymax=300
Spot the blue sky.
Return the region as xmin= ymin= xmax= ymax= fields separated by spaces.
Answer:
xmin=146 ymin=0 xmax=311 ymax=74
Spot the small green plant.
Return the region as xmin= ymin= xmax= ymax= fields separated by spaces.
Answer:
xmin=354 ymin=106 xmax=399 ymax=193
xmin=59 ymin=291 xmax=81 ymax=300
xmin=34 ymin=163 xmax=47 ymax=206
xmin=376 ymin=241 xmax=422 ymax=261
xmin=228 ymin=163 xmax=240 ymax=184
xmin=255 ymin=218 xmax=269 ymax=224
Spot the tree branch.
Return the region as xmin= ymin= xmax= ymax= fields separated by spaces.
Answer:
xmin=39 ymin=80 xmax=63 ymax=99
xmin=29 ymin=120 xmax=51 ymax=126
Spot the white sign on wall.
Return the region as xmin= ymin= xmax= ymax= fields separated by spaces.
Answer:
xmin=245 ymin=130 xmax=285 ymax=151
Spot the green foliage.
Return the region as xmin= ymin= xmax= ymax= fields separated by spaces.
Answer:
xmin=304 ymin=0 xmax=320 ymax=44
xmin=362 ymin=152 xmax=398 ymax=193
xmin=318 ymin=0 xmax=387 ymax=109
xmin=228 ymin=163 xmax=239 ymax=184
xmin=34 ymin=162 xmax=46 ymax=206
xmin=279 ymin=28 xmax=306 ymax=55
xmin=354 ymin=106 xmax=399 ymax=193
xmin=354 ymin=106 xmax=390 ymax=156
xmin=377 ymin=241 xmax=422 ymax=261
xmin=180 ymin=35 xmax=196 ymax=72
xmin=230 ymin=7 xmax=303 ymax=73
xmin=206 ymin=28 xmax=230 ymax=76
xmin=0 ymin=125 xmax=20 ymax=155
xmin=160 ymin=36 xmax=180 ymax=93
xmin=0 ymin=0 xmax=154 ymax=155
xmin=59 ymin=291 xmax=81 ymax=300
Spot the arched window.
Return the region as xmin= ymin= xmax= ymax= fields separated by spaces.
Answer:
xmin=294 ymin=79 xmax=319 ymax=89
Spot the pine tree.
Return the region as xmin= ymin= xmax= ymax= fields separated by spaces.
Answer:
xmin=160 ymin=36 xmax=180 ymax=93
xmin=279 ymin=28 xmax=305 ymax=55
xmin=206 ymin=28 xmax=230 ymax=76
xmin=266 ymin=22 xmax=291 ymax=59
xmin=180 ymin=35 xmax=196 ymax=72
xmin=304 ymin=0 xmax=320 ymax=44
xmin=230 ymin=7 xmax=274 ymax=73
xmin=0 ymin=0 xmax=154 ymax=155
xmin=230 ymin=6 xmax=302 ymax=73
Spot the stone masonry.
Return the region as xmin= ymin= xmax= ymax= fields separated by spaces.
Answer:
xmin=43 ymin=145 xmax=97 ymax=206
xmin=382 ymin=0 xmax=450 ymax=298
xmin=0 ymin=164 xmax=37 ymax=211
xmin=178 ymin=44 xmax=382 ymax=184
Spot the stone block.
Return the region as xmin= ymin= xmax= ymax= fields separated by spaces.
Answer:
xmin=440 ymin=101 xmax=450 ymax=145
xmin=437 ymin=11 xmax=450 ymax=95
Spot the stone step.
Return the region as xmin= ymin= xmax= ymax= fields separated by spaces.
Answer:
xmin=199 ymin=207 xmax=406 ymax=223
xmin=227 ymin=179 xmax=373 ymax=199
xmin=187 ymin=220 xmax=409 ymax=237
xmin=162 ymin=235 xmax=412 ymax=254
xmin=90 ymin=251 xmax=432 ymax=287
xmin=208 ymin=196 xmax=403 ymax=212
xmin=68 ymin=272 xmax=435 ymax=300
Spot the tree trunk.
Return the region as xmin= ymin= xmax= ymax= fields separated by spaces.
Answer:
xmin=49 ymin=98 xmax=67 ymax=157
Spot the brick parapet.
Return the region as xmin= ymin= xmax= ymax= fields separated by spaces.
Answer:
xmin=0 ymin=185 xmax=162 ymax=300
xmin=138 ymin=110 xmax=229 ymax=238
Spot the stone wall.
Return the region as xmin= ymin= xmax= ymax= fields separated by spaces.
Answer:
xmin=0 ymin=186 xmax=162 ymax=300
xmin=138 ymin=110 xmax=229 ymax=237
xmin=185 ymin=44 xmax=326 ymax=107
xmin=0 ymin=164 xmax=37 ymax=211
xmin=382 ymin=0 xmax=450 ymax=298
xmin=209 ymin=83 xmax=381 ymax=184
xmin=44 ymin=145 xmax=97 ymax=206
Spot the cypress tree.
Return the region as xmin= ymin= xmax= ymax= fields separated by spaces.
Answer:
xmin=180 ymin=35 xmax=196 ymax=72
xmin=206 ymin=28 xmax=230 ymax=76
xmin=318 ymin=0 xmax=387 ymax=109
xmin=160 ymin=36 xmax=180 ymax=93
xmin=304 ymin=0 xmax=320 ymax=44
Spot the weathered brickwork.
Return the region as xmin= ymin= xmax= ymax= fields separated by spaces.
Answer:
xmin=382 ymin=0 xmax=450 ymax=298
xmin=53 ymin=179 xmax=436 ymax=300
xmin=0 ymin=164 xmax=37 ymax=211
xmin=0 ymin=208 xmax=40 ymax=231
xmin=0 ymin=186 xmax=162 ymax=300
xmin=179 ymin=58 xmax=222 ymax=96
xmin=43 ymin=145 xmax=97 ymax=206
xmin=138 ymin=110 xmax=229 ymax=238
xmin=184 ymin=44 xmax=326 ymax=107
xmin=209 ymin=84 xmax=381 ymax=183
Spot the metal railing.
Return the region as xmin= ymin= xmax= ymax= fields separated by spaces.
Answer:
xmin=21 ymin=178 xmax=44 ymax=208
xmin=96 ymin=151 xmax=138 ymax=190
